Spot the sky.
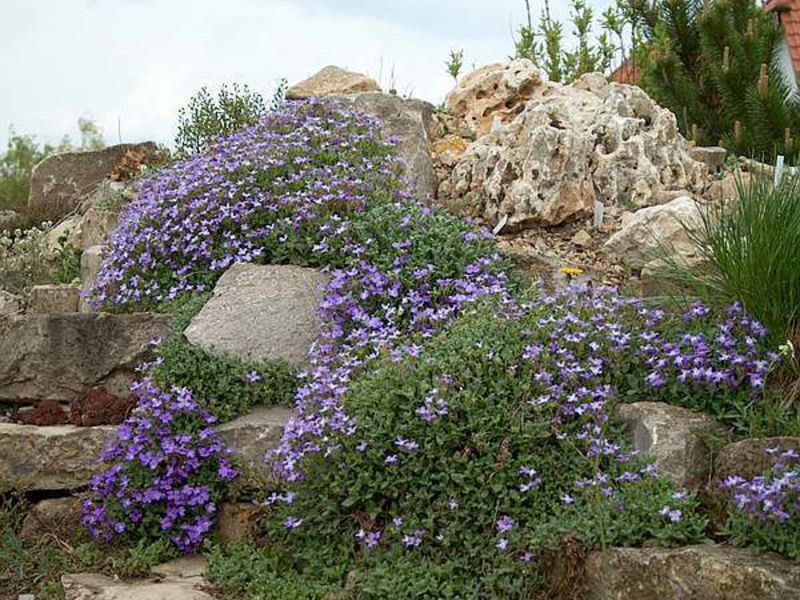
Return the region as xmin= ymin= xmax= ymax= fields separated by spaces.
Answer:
xmin=0 ymin=0 xmax=614 ymax=149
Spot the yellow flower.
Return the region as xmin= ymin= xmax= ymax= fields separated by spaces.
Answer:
xmin=559 ymin=267 xmax=584 ymax=277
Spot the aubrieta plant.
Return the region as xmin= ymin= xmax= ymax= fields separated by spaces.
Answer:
xmin=721 ymin=447 xmax=800 ymax=559
xmin=83 ymin=380 xmax=236 ymax=553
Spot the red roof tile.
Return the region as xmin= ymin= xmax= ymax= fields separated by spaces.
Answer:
xmin=766 ymin=0 xmax=800 ymax=76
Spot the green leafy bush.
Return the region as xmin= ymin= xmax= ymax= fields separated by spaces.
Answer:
xmin=174 ymin=83 xmax=267 ymax=157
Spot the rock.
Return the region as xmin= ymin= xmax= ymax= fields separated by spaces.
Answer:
xmin=28 ymin=142 xmax=160 ymax=220
xmin=570 ymin=229 xmax=592 ymax=248
xmin=616 ymin=402 xmax=718 ymax=489
xmin=714 ymin=437 xmax=800 ymax=484
xmin=432 ymin=135 xmax=470 ymax=168
xmin=0 ymin=312 xmax=171 ymax=402
xmin=339 ymin=93 xmax=437 ymax=201
xmin=218 ymin=502 xmax=259 ymax=543
xmin=27 ymin=284 xmax=81 ymax=313
xmin=19 ymin=497 xmax=83 ymax=541
xmin=0 ymin=422 xmax=114 ymax=490
xmin=446 ymin=59 xmax=542 ymax=137
xmin=75 ymin=207 xmax=119 ymax=250
xmin=603 ymin=196 xmax=705 ymax=270
xmin=63 ymin=557 xmax=213 ymax=600
xmin=446 ymin=78 xmax=707 ymax=228
xmin=707 ymin=170 xmax=752 ymax=204
xmin=691 ymin=146 xmax=728 ymax=173
xmin=0 ymin=290 xmax=22 ymax=316
xmin=81 ymin=245 xmax=105 ymax=285
xmin=577 ymin=545 xmax=800 ymax=600
xmin=184 ymin=264 xmax=326 ymax=368
xmin=287 ymin=65 xmax=380 ymax=99
xmin=41 ymin=215 xmax=82 ymax=259
xmin=0 ymin=209 xmax=18 ymax=231
xmin=216 ymin=406 xmax=292 ymax=485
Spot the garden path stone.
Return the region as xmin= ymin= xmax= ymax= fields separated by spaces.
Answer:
xmin=0 ymin=422 xmax=114 ymax=490
xmin=616 ymin=402 xmax=718 ymax=489
xmin=62 ymin=557 xmax=213 ymax=600
xmin=184 ymin=263 xmax=327 ymax=369
xmin=574 ymin=544 xmax=800 ymax=600
xmin=0 ymin=312 xmax=171 ymax=402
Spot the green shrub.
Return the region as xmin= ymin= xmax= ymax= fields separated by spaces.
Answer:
xmin=174 ymin=83 xmax=267 ymax=157
xmin=660 ymin=174 xmax=800 ymax=349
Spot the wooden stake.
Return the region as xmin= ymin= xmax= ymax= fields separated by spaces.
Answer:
xmin=723 ymin=46 xmax=730 ymax=72
xmin=747 ymin=19 xmax=754 ymax=37
xmin=758 ymin=64 xmax=769 ymax=98
xmin=691 ymin=123 xmax=700 ymax=143
xmin=734 ymin=121 xmax=742 ymax=140
xmin=786 ymin=128 xmax=792 ymax=149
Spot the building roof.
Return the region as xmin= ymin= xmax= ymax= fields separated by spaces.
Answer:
xmin=766 ymin=0 xmax=800 ymax=76
xmin=609 ymin=56 xmax=641 ymax=85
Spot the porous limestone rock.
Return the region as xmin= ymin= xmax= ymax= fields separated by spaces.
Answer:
xmin=577 ymin=545 xmax=800 ymax=600
xmin=445 ymin=59 xmax=542 ymax=137
xmin=287 ymin=65 xmax=380 ymax=99
xmin=0 ymin=422 xmax=114 ymax=490
xmin=27 ymin=284 xmax=81 ymax=313
xmin=603 ymin=196 xmax=704 ymax=270
xmin=184 ymin=264 xmax=327 ymax=368
xmin=0 ymin=312 xmax=171 ymax=402
xmin=616 ymin=402 xmax=718 ymax=489
xmin=28 ymin=142 xmax=160 ymax=219
xmin=446 ymin=75 xmax=707 ymax=228
xmin=62 ymin=557 xmax=214 ymax=600
xmin=337 ymin=93 xmax=437 ymax=201
xmin=691 ymin=146 xmax=727 ymax=173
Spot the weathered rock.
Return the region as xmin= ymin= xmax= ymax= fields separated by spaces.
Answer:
xmin=446 ymin=59 xmax=542 ymax=137
xmin=75 ymin=207 xmax=119 ymax=250
xmin=19 ymin=496 xmax=83 ymax=541
xmin=216 ymin=406 xmax=292 ymax=484
xmin=706 ymin=170 xmax=752 ymax=204
xmin=446 ymin=76 xmax=707 ymax=228
xmin=185 ymin=264 xmax=326 ymax=368
xmin=287 ymin=65 xmax=380 ymax=99
xmin=0 ymin=209 xmax=18 ymax=231
xmin=603 ymin=196 xmax=704 ymax=270
xmin=616 ymin=402 xmax=718 ymax=489
xmin=63 ymin=557 xmax=213 ymax=600
xmin=27 ymin=284 xmax=81 ymax=313
xmin=81 ymin=244 xmax=105 ymax=285
xmin=715 ymin=437 xmax=800 ymax=484
xmin=0 ymin=422 xmax=114 ymax=490
xmin=571 ymin=229 xmax=592 ymax=248
xmin=218 ymin=502 xmax=259 ymax=543
xmin=691 ymin=146 xmax=728 ymax=173
xmin=28 ymin=142 xmax=160 ymax=219
xmin=577 ymin=545 xmax=800 ymax=600
xmin=0 ymin=290 xmax=22 ymax=316
xmin=338 ymin=93 xmax=437 ymax=201
xmin=0 ymin=312 xmax=171 ymax=402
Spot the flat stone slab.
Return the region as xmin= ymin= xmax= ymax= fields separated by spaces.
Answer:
xmin=578 ymin=545 xmax=800 ymax=600
xmin=217 ymin=405 xmax=292 ymax=485
xmin=0 ymin=312 xmax=171 ymax=402
xmin=63 ymin=557 xmax=213 ymax=600
xmin=184 ymin=264 xmax=327 ymax=368
xmin=0 ymin=422 xmax=114 ymax=491
xmin=616 ymin=401 xmax=718 ymax=489
xmin=27 ymin=284 xmax=81 ymax=314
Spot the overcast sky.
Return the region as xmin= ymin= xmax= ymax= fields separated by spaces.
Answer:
xmin=1 ymin=0 xmax=614 ymax=149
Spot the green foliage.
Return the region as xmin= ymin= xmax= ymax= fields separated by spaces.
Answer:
xmin=270 ymin=78 xmax=289 ymax=112
xmin=149 ymin=294 xmax=298 ymax=422
xmin=633 ymin=0 xmax=800 ymax=161
xmin=54 ymin=235 xmax=81 ymax=284
xmin=445 ymin=49 xmax=465 ymax=82
xmin=659 ymin=173 xmax=800 ymax=350
xmin=174 ymin=83 xmax=267 ymax=157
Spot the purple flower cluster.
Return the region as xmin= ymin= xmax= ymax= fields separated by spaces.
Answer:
xmin=722 ymin=448 xmax=800 ymax=524
xmin=87 ymin=99 xmax=404 ymax=309
xmin=83 ymin=379 xmax=236 ymax=553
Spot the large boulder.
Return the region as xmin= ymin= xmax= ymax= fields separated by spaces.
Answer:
xmin=0 ymin=422 xmax=114 ymax=490
xmin=28 ymin=142 xmax=159 ymax=219
xmin=446 ymin=75 xmax=707 ymax=228
xmin=185 ymin=264 xmax=326 ymax=368
xmin=616 ymin=402 xmax=718 ymax=489
xmin=576 ymin=545 xmax=800 ymax=600
xmin=446 ymin=59 xmax=542 ymax=137
xmin=0 ymin=312 xmax=171 ymax=402
xmin=603 ymin=196 xmax=705 ymax=269
xmin=287 ymin=65 xmax=380 ymax=99
xmin=337 ymin=93 xmax=437 ymax=201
